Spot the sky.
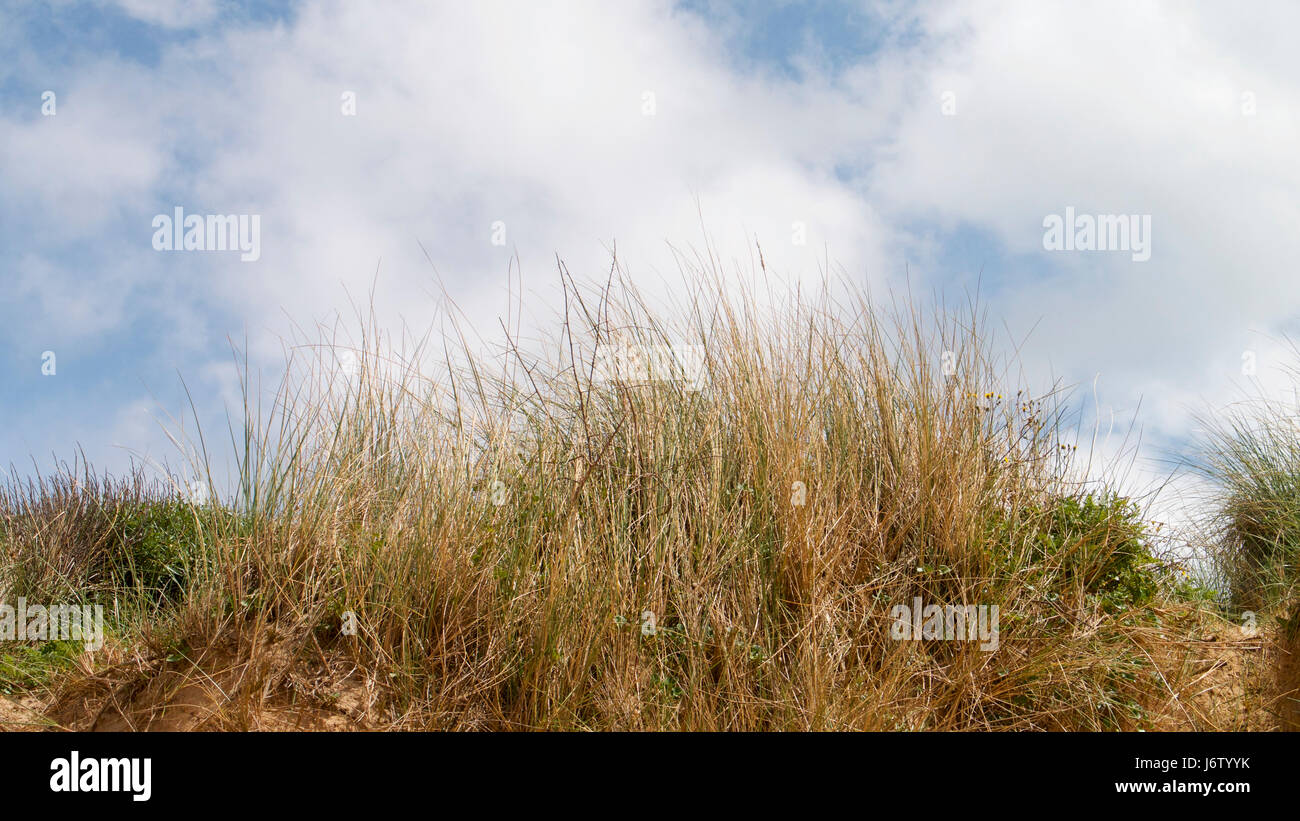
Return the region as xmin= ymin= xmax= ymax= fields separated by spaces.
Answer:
xmin=3 ymin=0 xmax=1299 ymax=536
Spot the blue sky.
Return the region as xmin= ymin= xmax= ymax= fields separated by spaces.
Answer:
xmin=3 ymin=0 xmax=1300 ymax=531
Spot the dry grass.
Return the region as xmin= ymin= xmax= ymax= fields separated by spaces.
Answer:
xmin=1193 ymin=372 xmax=1300 ymax=729
xmin=0 ymin=257 xmax=1265 ymax=730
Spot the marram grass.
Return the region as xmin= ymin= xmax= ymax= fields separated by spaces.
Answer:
xmin=0 ymin=264 xmax=1282 ymax=730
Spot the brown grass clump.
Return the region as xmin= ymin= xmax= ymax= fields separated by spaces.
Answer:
xmin=0 ymin=256 xmax=1234 ymax=730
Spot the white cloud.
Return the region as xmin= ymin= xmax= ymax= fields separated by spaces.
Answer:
xmin=64 ymin=0 xmax=897 ymax=359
